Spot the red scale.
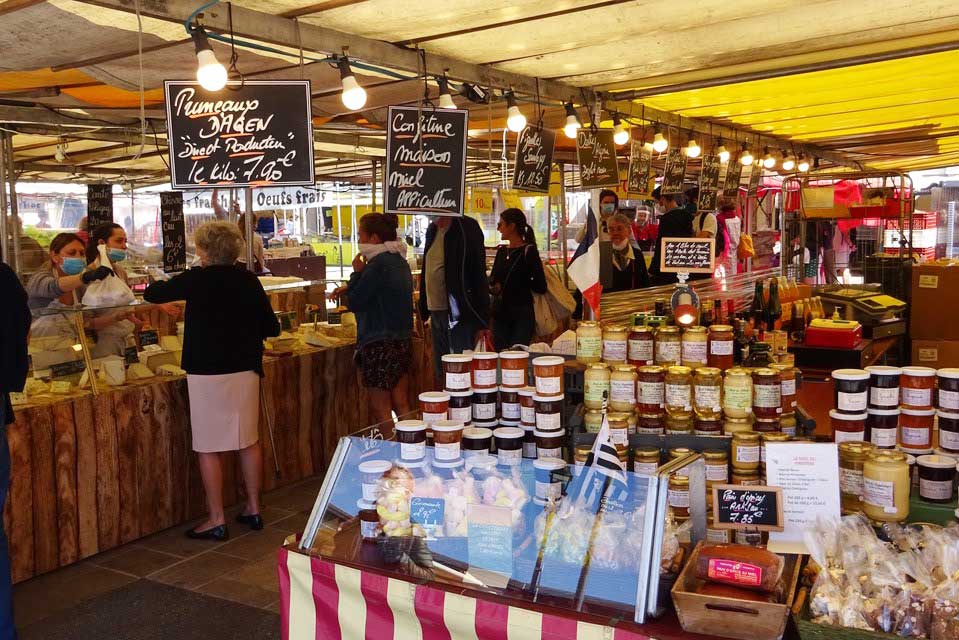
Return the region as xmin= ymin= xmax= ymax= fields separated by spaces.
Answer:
xmin=803 ymin=318 xmax=863 ymax=349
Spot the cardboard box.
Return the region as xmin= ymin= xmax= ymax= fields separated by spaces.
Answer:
xmin=910 ymin=265 xmax=959 ymax=340
xmin=912 ymin=339 xmax=959 ymax=368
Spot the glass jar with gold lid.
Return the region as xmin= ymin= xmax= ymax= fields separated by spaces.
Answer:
xmin=633 ymin=446 xmax=660 ymax=476
xmin=839 ymin=441 xmax=876 ymax=514
xmin=628 ymin=326 xmax=655 ymax=366
xmin=703 ymin=449 xmax=729 ymax=485
xmin=666 ymin=414 xmax=693 ymax=434
xmin=863 ymin=449 xmax=910 ymax=522
xmin=576 ymin=321 xmax=602 ymax=364
xmin=693 ymin=366 xmax=723 ymax=420
xmin=731 ymin=431 xmax=761 ymax=472
xmin=609 ymin=364 xmax=638 ymax=412
xmin=637 ymin=365 xmax=666 ymax=414
xmin=708 ymin=324 xmax=735 ymax=370
xmin=681 ymin=326 xmax=708 ymax=369
xmin=723 ymin=367 xmax=753 ymax=419
xmin=724 ymin=416 xmax=753 ymax=435
xmin=655 ymin=326 xmax=682 ymax=366
xmin=583 ymin=363 xmax=610 ymax=410
xmin=583 ymin=409 xmax=605 ymax=434
xmin=665 ymin=365 xmax=693 ymax=417
xmin=602 ymin=324 xmax=629 ymax=364
xmin=668 ymin=474 xmax=690 ymax=519
xmin=761 ymin=432 xmax=791 ymax=469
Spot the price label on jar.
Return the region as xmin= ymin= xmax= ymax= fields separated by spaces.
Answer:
xmin=628 ymin=339 xmax=653 ymax=363
xmin=754 ymin=385 xmax=782 ymax=408
xmin=863 ymin=477 xmax=897 ymax=512
xmin=423 ymin=411 xmax=447 ymax=425
xmin=401 ymin=442 xmax=426 ymax=460
xmin=434 ymin=442 xmax=461 ymax=461
xmin=682 ymin=341 xmax=707 ymax=364
xmin=449 ymin=406 xmax=471 ymax=424
xmin=901 ymin=388 xmax=931 ymax=407
xmin=668 ymin=489 xmax=690 ymax=509
xmin=870 ymin=387 xmax=900 ymax=407
xmin=710 ymin=340 xmax=733 ymax=356
xmin=536 ymin=377 xmax=561 ymax=396
xmin=839 ymin=467 xmax=864 ymax=497
xmin=473 ymin=369 xmax=498 ymax=387
xmin=610 ymin=380 xmax=636 ymax=404
xmin=871 ymin=428 xmax=898 ymax=448
xmin=603 ymin=339 xmax=627 ymax=362
xmin=445 ymin=371 xmax=471 ymax=391
xmin=735 ymin=444 xmax=760 ymax=464
xmin=538 ymin=447 xmax=563 ymax=458
xmin=940 ymin=429 xmax=959 ymax=450
xmin=501 ymin=369 xmax=525 ymax=387
xmin=473 ymin=403 xmax=496 ymax=421
xmin=633 ymin=461 xmax=658 ymax=476
xmin=502 ymin=402 xmax=521 ymax=420
xmin=900 ymin=427 xmax=930 ymax=447
xmin=920 ymin=478 xmax=953 ymax=501
xmin=695 ymin=385 xmax=721 ymax=411
xmin=577 ymin=336 xmax=601 ymax=359
xmin=705 ymin=464 xmax=728 ymax=482
xmin=656 ymin=342 xmax=681 ymax=363
xmin=724 ymin=386 xmax=751 ymax=410
xmin=639 ymin=381 xmax=665 ymax=406
xmin=666 ymin=383 xmax=691 ymax=408
xmin=781 ymin=379 xmax=797 ymax=397
xmin=521 ymin=406 xmax=535 ymax=424
xmin=834 ymin=430 xmax=865 ymax=444
xmin=536 ymin=411 xmax=561 ymax=432
xmin=938 ymin=389 xmax=959 ymax=411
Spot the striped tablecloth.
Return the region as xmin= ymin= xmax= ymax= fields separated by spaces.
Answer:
xmin=277 ymin=547 xmax=656 ymax=640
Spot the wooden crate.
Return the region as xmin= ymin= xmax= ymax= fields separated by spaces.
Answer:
xmin=671 ymin=542 xmax=801 ymax=640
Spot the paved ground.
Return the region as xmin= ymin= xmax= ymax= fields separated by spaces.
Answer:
xmin=12 ymin=474 xmax=326 ymax=638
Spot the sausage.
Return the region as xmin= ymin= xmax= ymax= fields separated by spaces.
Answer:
xmin=694 ymin=544 xmax=784 ymax=593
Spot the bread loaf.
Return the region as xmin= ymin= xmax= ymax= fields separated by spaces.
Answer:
xmin=694 ymin=544 xmax=784 ymax=593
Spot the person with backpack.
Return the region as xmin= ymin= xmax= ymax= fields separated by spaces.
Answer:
xmin=489 ymin=209 xmax=546 ymax=350
xmin=690 ymin=206 xmax=726 ymax=280
xmin=716 ymin=202 xmax=741 ymax=276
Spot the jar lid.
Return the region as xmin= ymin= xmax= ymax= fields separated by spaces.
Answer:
xmin=463 ymin=427 xmax=492 ymax=440
xmin=432 ymin=457 xmax=465 ymax=469
xmin=870 ymin=449 xmax=909 ymax=463
xmin=613 ymin=364 xmax=637 ymax=372
xmin=533 ymin=457 xmax=566 ymax=471
xmin=732 ymin=431 xmax=760 ymax=441
xmin=933 ymin=448 xmax=959 ymax=460
xmin=442 ymin=354 xmax=473 ymax=363
xmin=639 ymin=365 xmax=665 ymax=373
xmin=838 ymin=441 xmax=875 ymax=454
xmin=603 ymin=324 xmax=627 ymax=332
xmin=917 ymin=454 xmax=957 ymax=469
xmin=472 ymin=352 xmax=499 ymax=361
xmin=726 ymin=367 xmax=751 ymax=377
xmin=357 ymin=498 xmax=375 ymax=510
xmin=865 ymin=365 xmax=902 ymax=376
xmin=769 ymin=363 xmax=793 ymax=372
xmin=500 ymin=350 xmax=529 ymax=360
xmin=669 ymin=447 xmax=692 ymax=457
xmin=418 ymin=391 xmax=451 ymax=402
xmin=532 ymin=355 xmax=565 ymax=367
xmin=533 ymin=394 xmax=563 ymax=403
xmin=578 ymin=320 xmax=600 ymax=327
xmin=831 ymin=368 xmax=870 ymax=381
xmin=587 ymin=362 xmax=610 ymax=370
xmin=937 ymin=410 xmax=959 ymax=420
xmin=473 ymin=389 xmax=499 ymax=399
xmin=395 ymin=420 xmax=426 ymax=432
xmin=499 ymin=419 xmax=520 ymax=427
xmin=695 ymin=367 xmax=722 ymax=376
xmin=702 ymin=449 xmax=728 ymax=460
xmin=937 ymin=367 xmax=959 ymax=379
xmin=684 ymin=326 xmax=707 ymax=334
xmin=472 ymin=419 xmax=498 ymax=428
xmin=829 ymin=410 xmax=868 ymax=420
xmin=753 ymin=368 xmax=777 ymax=376
xmin=449 ymin=390 xmax=473 ymax=398
xmin=709 ymin=324 xmax=733 ymax=332
xmin=901 ymin=366 xmax=936 ymax=377
xmin=657 ymin=326 xmax=680 ymax=334
xmin=635 ymin=446 xmax=660 ymax=455
xmin=358 ymin=459 xmax=392 ymax=474
xmin=669 ymin=474 xmax=690 ymax=485
xmin=432 ymin=420 xmax=465 ymax=432
xmin=901 ymin=408 xmax=936 ymax=416
xmin=667 ymin=365 xmax=692 ymax=375
xmin=574 ymin=444 xmax=593 ymax=456
xmin=493 ymin=426 xmax=524 ymax=439
xmin=867 ymin=408 xmax=901 ymax=416
xmin=534 ymin=427 xmax=564 ymax=437
xmin=630 ymin=326 xmax=653 ymax=334
xmin=499 ymin=385 xmax=521 ymax=394
xmin=517 ymin=386 xmax=536 ymax=397
xmin=762 ymin=433 xmax=792 ymax=442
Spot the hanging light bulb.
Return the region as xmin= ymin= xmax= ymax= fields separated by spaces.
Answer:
xmin=563 ymin=102 xmax=581 ymax=139
xmin=716 ymin=138 xmax=730 ymax=163
xmin=739 ymin=142 xmax=754 ymax=166
xmin=797 ymin=153 xmax=810 ymax=172
xmin=612 ymin=115 xmax=630 ymax=146
xmin=337 ymin=56 xmax=367 ymax=111
xmin=762 ymin=146 xmax=776 ymax=169
xmin=191 ymin=26 xmax=228 ymax=92
xmin=505 ymin=91 xmax=526 ymax=133
xmin=652 ymin=129 xmax=668 ymax=153
xmin=781 ymin=152 xmax=796 ymax=172
xmin=685 ymin=136 xmax=701 ymax=158
xmin=437 ymin=75 xmax=456 ymax=109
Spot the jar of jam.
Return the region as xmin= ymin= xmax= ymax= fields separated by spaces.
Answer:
xmin=357 ymin=499 xmax=379 ymax=540
xmin=499 ymin=386 xmax=521 ymax=421
xmin=533 ymin=457 xmax=566 ymax=501
xmin=681 ymin=326 xmax=708 ymax=369
xmin=576 ymin=321 xmax=602 ymax=364
xmin=493 ymin=426 xmax=524 ymax=466
xmin=432 ymin=420 xmax=465 ymax=461
xmin=863 ymin=450 xmax=910 ymax=523
xmin=865 ymin=366 xmax=900 ymax=410
xmin=419 ymin=391 xmax=450 ymax=426
xmin=839 ymin=441 xmax=876 ymax=514
xmin=500 ymin=351 xmax=529 ymax=388
xmin=655 ymin=326 xmax=682 ymax=366
xmin=668 ymin=474 xmax=690 ymax=519
xmin=638 ymin=413 xmax=665 ymax=435
xmin=638 ymin=365 xmax=666 ymax=413
xmin=761 ymin=432 xmax=791 ymax=468
xmin=448 ymin=390 xmax=473 ymax=425
xmin=462 ymin=427 xmax=492 ymax=458
xmin=724 ymin=416 xmax=753 ymax=435
xmin=752 ymin=368 xmax=782 ymax=418
xmin=703 ymin=449 xmax=729 ymax=485
xmin=518 ymin=387 xmax=536 ymax=426
xmin=665 ymin=365 xmax=692 ymax=417
xmin=866 ymin=408 xmax=899 ymax=449
xmin=937 ymin=368 xmax=959 ymax=412
xmin=917 ymin=454 xmax=957 ymax=504
xmin=706 ymin=525 xmax=732 ymax=544
xmin=669 ymin=447 xmax=693 ymax=466
xmin=602 ymin=324 xmax=628 ymax=364
xmin=609 ymin=365 xmax=638 ymax=412
xmin=584 ymin=409 xmax=604 ymax=434
xmin=666 ymin=415 xmax=693 ymax=434
xmin=731 ymin=431 xmax=761 ymax=472
xmin=754 ymin=418 xmax=780 ymax=433
xmin=533 ymin=394 xmax=563 ymax=433
xmin=359 ymin=459 xmax=391 ymax=502
xmin=471 ymin=389 xmax=498 ymax=422
xmin=723 ymin=368 xmax=753 ymax=419
xmin=779 ymin=413 xmax=797 ymax=437
xmin=583 ymin=363 xmax=611 ymax=410
xmin=471 ymin=352 xmax=499 ymax=390
xmin=532 ymin=356 xmax=564 ymax=397
xmin=628 ymin=326 xmax=655 ymax=366
xmin=830 ymin=410 xmax=866 ymax=443
xmin=832 ymin=369 xmax=870 ymax=414
xmin=707 ymin=324 xmax=735 ymax=370
xmin=607 ymin=417 xmax=630 ymax=446
xmin=573 ymin=444 xmax=592 ymax=472
xmin=732 ymin=470 xmax=762 ymax=486
xmin=693 ymin=366 xmax=722 ymax=420
xmin=770 ymin=364 xmax=797 ymax=413
xmin=633 ymin=447 xmax=660 ymax=476
xmin=694 ymin=417 xmax=722 ymax=436
xmin=899 ymin=408 xmax=935 ymax=453
xmin=395 ymin=419 xmax=427 ymax=461
xmin=938 ymin=410 xmax=959 ymax=455
xmin=900 ymin=366 xmax=936 ymax=410
xmin=535 ymin=429 xmax=565 ymax=459
xmin=522 ymin=424 xmax=537 ymax=458
xmin=442 ymin=354 xmax=473 ymax=392
xmin=625 ymin=411 xmax=638 ymax=435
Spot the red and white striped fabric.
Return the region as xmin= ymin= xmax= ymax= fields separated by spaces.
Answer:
xmin=277 ymin=548 xmax=654 ymax=640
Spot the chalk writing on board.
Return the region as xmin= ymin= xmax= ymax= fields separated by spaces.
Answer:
xmin=160 ymin=191 xmax=186 ymax=272
xmin=86 ymin=183 xmax=114 ymax=228
xmin=511 ymin=125 xmax=555 ymax=193
xmin=576 ymin=128 xmax=619 ymax=188
xmin=661 ymin=148 xmax=687 ymax=195
xmin=711 ymin=484 xmax=784 ymax=532
xmin=697 ymin=154 xmax=722 ymax=211
xmin=627 ymin=141 xmax=653 ymax=194
xmin=660 ymin=237 xmax=715 ymax=274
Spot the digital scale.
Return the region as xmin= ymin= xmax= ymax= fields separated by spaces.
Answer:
xmin=816 ymin=287 xmax=907 ymax=339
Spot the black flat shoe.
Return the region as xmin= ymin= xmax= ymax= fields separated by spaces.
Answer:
xmin=236 ymin=513 xmax=264 ymax=531
xmin=185 ymin=524 xmax=229 ymax=541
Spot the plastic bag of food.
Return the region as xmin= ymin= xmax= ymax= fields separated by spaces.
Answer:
xmin=82 ymin=245 xmax=135 ymax=307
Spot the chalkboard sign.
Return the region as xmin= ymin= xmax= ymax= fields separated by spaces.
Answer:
xmin=511 ymin=125 xmax=555 ymax=193
xmin=138 ymin=329 xmax=159 ymax=349
xmin=627 ymin=141 xmax=652 ymax=194
xmin=711 ymin=484 xmax=784 ymax=531
xmin=160 ymin=191 xmax=186 ymax=272
xmin=723 ymin=158 xmax=744 ymax=197
xmin=163 ymin=80 xmax=315 ymax=189
xmin=576 ymin=128 xmax=619 ymax=188
xmin=86 ymin=184 xmax=114 ymax=228
xmin=660 ymin=236 xmax=715 ymax=274
xmin=385 ymin=105 xmax=468 ymax=217
xmin=697 ymin=154 xmax=722 ymax=211
xmin=51 ymin=359 xmax=86 ymax=379
xmin=660 ymin=148 xmax=687 ymax=195
xmin=747 ymin=164 xmax=763 ymax=197
xmin=123 ymin=345 xmax=139 ymax=366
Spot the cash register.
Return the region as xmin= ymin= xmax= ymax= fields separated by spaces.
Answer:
xmin=816 ymin=287 xmax=907 ymax=339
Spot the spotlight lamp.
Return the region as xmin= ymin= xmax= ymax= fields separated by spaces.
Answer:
xmin=781 ymin=152 xmax=796 ymax=172
xmin=762 ymin=146 xmax=776 ymax=170
xmin=685 ymin=136 xmax=701 ymax=158
xmin=797 ymin=153 xmax=810 ymax=172
xmin=716 ymin=139 xmax=730 ymax=164
xmin=437 ymin=75 xmax=456 ymax=109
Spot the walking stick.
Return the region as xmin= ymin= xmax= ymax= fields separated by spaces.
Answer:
xmin=259 ymin=381 xmax=282 ymax=480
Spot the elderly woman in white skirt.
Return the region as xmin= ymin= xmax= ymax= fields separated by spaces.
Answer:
xmin=144 ymin=221 xmax=280 ymax=540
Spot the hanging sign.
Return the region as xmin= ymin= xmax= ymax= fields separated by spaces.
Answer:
xmin=385 ymin=105 xmax=468 ymax=217
xmin=86 ymin=184 xmax=114 ymax=228
xmin=747 ymin=164 xmax=763 ymax=197
xmin=711 ymin=484 xmax=784 ymax=532
xmin=697 ymin=154 xmax=722 ymax=211
xmin=626 ymin=141 xmax=652 ymax=195
xmin=160 ymin=191 xmax=186 ymax=273
xmin=511 ymin=125 xmax=555 ymax=193
xmin=163 ymin=80 xmax=315 ymax=189
xmin=660 ymin=148 xmax=687 ymax=195
xmin=660 ymin=236 xmax=715 ymax=274
xmin=723 ymin=158 xmax=744 ymax=196
xmin=576 ymin=128 xmax=619 ymax=188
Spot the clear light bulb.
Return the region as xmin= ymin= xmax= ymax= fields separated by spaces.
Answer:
xmin=438 ymin=93 xmax=456 ymax=109
xmin=506 ymin=105 xmax=526 ymax=133
xmin=613 ymin=122 xmax=629 ymax=146
xmin=652 ymin=133 xmax=668 ymax=153
xmin=341 ymin=74 xmax=367 ymax=111
xmin=196 ymin=49 xmax=228 ymax=92
xmin=782 ymin=156 xmax=796 ymax=171
xmin=717 ymin=146 xmax=730 ymax=163
xmin=564 ymin=115 xmax=580 ymax=139
xmin=762 ymin=153 xmax=776 ymax=170
xmin=798 ymin=157 xmax=810 ymax=172
xmin=740 ymin=149 xmax=754 ymax=166
xmin=686 ymin=139 xmax=701 ymax=158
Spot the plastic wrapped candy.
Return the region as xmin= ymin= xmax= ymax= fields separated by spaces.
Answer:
xmin=481 ymin=471 xmax=528 ymax=525
xmin=442 ymin=473 xmax=479 ymax=538
xmin=375 ymin=465 xmax=423 ymax=538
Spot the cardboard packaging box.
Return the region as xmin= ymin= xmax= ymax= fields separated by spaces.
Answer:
xmin=911 ymin=339 xmax=959 ymax=368
xmin=910 ymin=265 xmax=959 ymax=340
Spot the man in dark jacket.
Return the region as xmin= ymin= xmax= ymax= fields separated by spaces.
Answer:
xmin=418 ymin=216 xmax=490 ymax=384
xmin=0 ymin=262 xmax=30 ymax=637
xmin=648 ymin=187 xmax=694 ymax=285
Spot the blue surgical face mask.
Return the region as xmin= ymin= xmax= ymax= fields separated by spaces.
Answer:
xmin=601 ymin=203 xmax=616 ymax=216
xmin=107 ymin=248 xmax=127 ymax=263
xmin=61 ymin=257 xmax=85 ymax=275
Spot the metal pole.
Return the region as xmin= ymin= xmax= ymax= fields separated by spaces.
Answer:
xmin=244 ymin=188 xmax=255 ymax=271
xmin=559 ymin=163 xmax=569 ymax=286
xmin=6 ymin=133 xmax=22 ymax=274
xmin=545 ymin=194 xmax=552 ymax=256
xmin=371 ymin=160 xmax=377 ymax=210
xmin=350 ymin=188 xmax=357 ymax=255
xmin=336 ymin=182 xmax=344 ymax=274
xmin=0 ymin=132 xmax=9 ymax=268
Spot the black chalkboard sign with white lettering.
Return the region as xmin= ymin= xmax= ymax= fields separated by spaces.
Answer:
xmin=711 ymin=484 xmax=784 ymax=531
xmin=138 ymin=329 xmax=160 ymax=349
xmin=660 ymin=237 xmax=715 ymax=274
xmin=748 ymin=164 xmax=763 ymax=197
xmin=661 ymin=148 xmax=687 ymax=195
xmin=697 ymin=154 xmax=722 ymax=211
xmin=385 ymin=105 xmax=468 ymax=217
xmin=163 ymin=80 xmax=315 ymax=189
xmin=627 ymin=141 xmax=653 ymax=195
xmin=86 ymin=184 xmax=114 ymax=229
xmin=51 ymin=359 xmax=86 ymax=379
xmin=723 ymin=157 xmax=744 ymax=197
xmin=576 ymin=128 xmax=619 ymax=188
xmin=511 ymin=126 xmax=555 ymax=193
xmin=160 ymin=191 xmax=186 ymax=273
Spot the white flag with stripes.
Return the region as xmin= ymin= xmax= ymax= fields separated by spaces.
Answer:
xmin=580 ymin=414 xmax=628 ymax=490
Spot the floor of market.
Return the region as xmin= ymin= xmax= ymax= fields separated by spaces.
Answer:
xmin=11 ymin=475 xmax=328 ymax=639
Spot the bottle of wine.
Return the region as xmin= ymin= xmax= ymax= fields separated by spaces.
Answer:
xmin=791 ymin=300 xmax=806 ymax=343
xmin=766 ymin=278 xmax=782 ymax=330
xmin=726 ymin=299 xmax=736 ymax=325
xmin=733 ymin=318 xmax=749 ymax=365
xmin=749 ymin=280 xmax=766 ymax=333
xmin=714 ymin=299 xmax=724 ymax=325
xmin=701 ymin=298 xmax=714 ymax=328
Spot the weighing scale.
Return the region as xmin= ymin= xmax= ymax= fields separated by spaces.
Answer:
xmin=816 ymin=288 xmax=907 ymax=339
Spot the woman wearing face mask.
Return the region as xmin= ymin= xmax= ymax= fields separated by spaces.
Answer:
xmin=489 ymin=208 xmax=547 ymax=350
xmin=144 ymin=221 xmax=280 ymax=540
xmin=575 ymin=189 xmax=619 ymax=243
xmin=328 ymin=212 xmax=413 ymax=426
xmin=83 ymin=223 xmax=144 ymax=357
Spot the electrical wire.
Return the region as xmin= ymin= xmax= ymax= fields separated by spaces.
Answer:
xmin=130 ymin=0 xmax=147 ymax=161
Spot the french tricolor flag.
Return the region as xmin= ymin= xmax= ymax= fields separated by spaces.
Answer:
xmin=567 ymin=207 xmax=602 ymax=319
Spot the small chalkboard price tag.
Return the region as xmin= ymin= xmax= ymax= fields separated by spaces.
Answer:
xmin=627 ymin=140 xmax=653 ymax=195
xmin=511 ymin=125 xmax=555 ymax=193
xmin=138 ymin=329 xmax=159 ymax=349
xmin=160 ymin=191 xmax=186 ymax=273
xmin=711 ymin=484 xmax=784 ymax=532
xmin=723 ymin=157 xmax=744 ymax=197
xmin=576 ymin=128 xmax=620 ymax=188
xmin=660 ymin=237 xmax=715 ymax=274
xmin=86 ymin=184 xmax=114 ymax=229
xmin=51 ymin=359 xmax=86 ymax=379
xmin=410 ymin=497 xmax=445 ymax=538
xmin=747 ymin=163 xmax=763 ymax=197
xmin=123 ymin=345 xmax=139 ymax=366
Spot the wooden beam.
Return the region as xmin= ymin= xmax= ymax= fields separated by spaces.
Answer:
xmin=280 ymin=0 xmax=371 ymax=19
xmin=0 ymin=0 xmax=45 ymax=17
xmin=50 ymin=39 xmax=191 ymax=73
xmin=0 ymin=105 xmax=143 ymax=128
xmin=14 ymin=162 xmax=163 ymax=177
xmin=9 ymin=124 xmax=166 ymax=147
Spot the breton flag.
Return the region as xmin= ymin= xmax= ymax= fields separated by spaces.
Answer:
xmin=567 ymin=207 xmax=602 ymax=318
xmin=570 ymin=414 xmax=628 ymax=509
